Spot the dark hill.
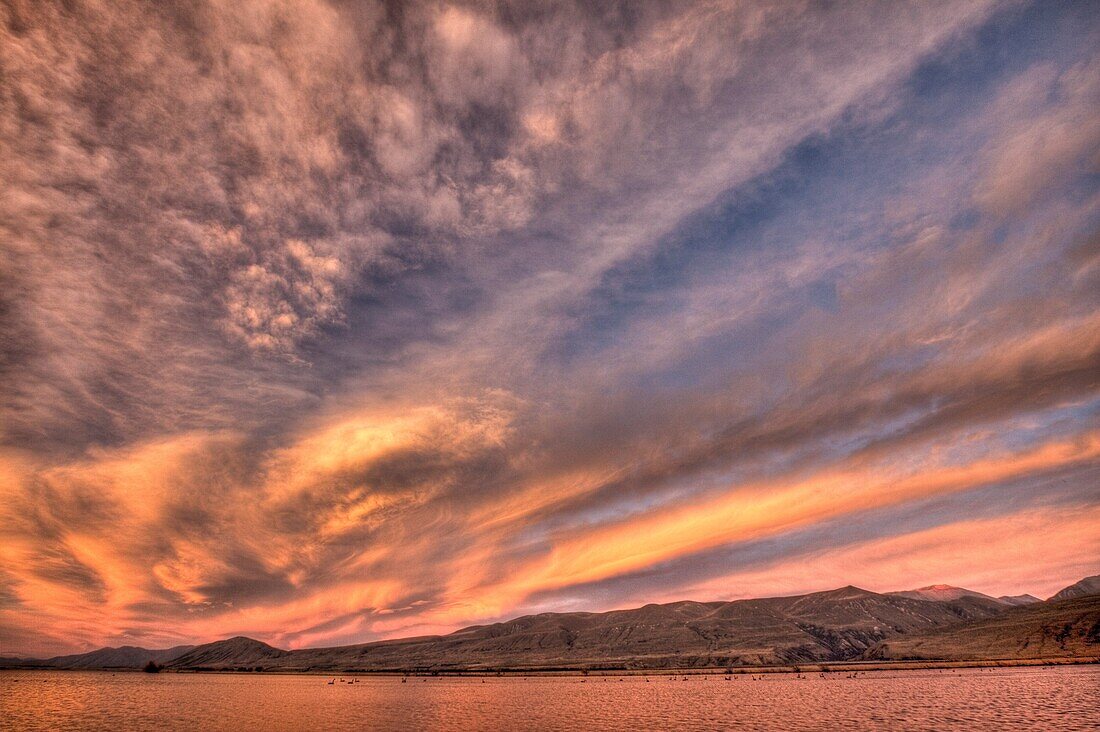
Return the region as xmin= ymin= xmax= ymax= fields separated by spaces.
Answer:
xmin=17 ymin=576 xmax=1097 ymax=672
xmin=166 ymin=636 xmax=287 ymax=670
xmin=47 ymin=644 xmax=194 ymax=669
xmin=866 ymin=594 xmax=1100 ymax=661
xmin=889 ymin=584 xmax=1004 ymax=604
xmin=1048 ymin=575 xmax=1100 ymax=602
xmin=170 ymin=586 xmax=1009 ymax=671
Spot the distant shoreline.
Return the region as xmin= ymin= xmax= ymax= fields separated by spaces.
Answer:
xmin=5 ymin=656 xmax=1097 ymax=676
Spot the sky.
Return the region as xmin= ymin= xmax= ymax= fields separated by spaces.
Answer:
xmin=0 ymin=0 xmax=1097 ymax=657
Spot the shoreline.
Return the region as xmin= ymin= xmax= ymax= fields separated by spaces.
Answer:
xmin=4 ymin=656 xmax=1097 ymax=677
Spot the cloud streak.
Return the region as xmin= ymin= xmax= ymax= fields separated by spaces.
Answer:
xmin=1 ymin=0 xmax=1098 ymax=655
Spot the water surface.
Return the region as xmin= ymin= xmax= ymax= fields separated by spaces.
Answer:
xmin=2 ymin=665 xmax=1097 ymax=730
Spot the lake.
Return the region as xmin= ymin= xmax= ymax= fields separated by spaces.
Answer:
xmin=1 ymin=665 xmax=1097 ymax=730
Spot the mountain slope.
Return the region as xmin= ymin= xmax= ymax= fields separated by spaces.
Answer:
xmin=889 ymin=585 xmax=1004 ymax=604
xmin=47 ymin=645 xmax=194 ymax=669
xmin=1048 ymin=575 xmax=1100 ymax=602
xmin=166 ymin=636 xmax=288 ymax=669
xmin=866 ymin=594 xmax=1100 ymax=661
xmin=168 ymin=586 xmax=1008 ymax=671
xmin=20 ymin=577 xmax=1098 ymax=671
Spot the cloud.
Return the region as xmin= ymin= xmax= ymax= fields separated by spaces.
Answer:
xmin=485 ymin=431 xmax=1100 ymax=605
xmin=1 ymin=1 xmax=1098 ymax=655
xmin=660 ymin=503 xmax=1100 ymax=605
xmin=972 ymin=59 xmax=1100 ymax=216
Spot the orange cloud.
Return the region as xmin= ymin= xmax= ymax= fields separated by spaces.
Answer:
xmin=666 ymin=504 xmax=1100 ymax=603
xmin=497 ymin=431 xmax=1100 ymax=602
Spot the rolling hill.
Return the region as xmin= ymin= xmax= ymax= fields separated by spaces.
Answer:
xmin=889 ymin=585 xmax=1003 ymax=604
xmin=48 ymin=644 xmax=195 ymax=669
xmin=167 ymin=636 xmax=288 ymax=670
xmin=165 ymin=585 xmax=1008 ymax=671
xmin=10 ymin=575 xmax=1097 ymax=672
xmin=866 ymin=594 xmax=1100 ymax=661
xmin=0 ymin=645 xmax=198 ymax=670
xmin=1048 ymin=575 xmax=1100 ymax=602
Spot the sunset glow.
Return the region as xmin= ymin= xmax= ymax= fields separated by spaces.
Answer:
xmin=1 ymin=0 xmax=1098 ymax=658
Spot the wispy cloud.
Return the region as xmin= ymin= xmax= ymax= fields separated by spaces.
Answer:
xmin=1 ymin=0 xmax=1097 ymax=656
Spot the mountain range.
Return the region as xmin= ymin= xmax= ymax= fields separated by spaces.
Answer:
xmin=5 ymin=575 xmax=1097 ymax=672
xmin=1048 ymin=575 xmax=1100 ymax=602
